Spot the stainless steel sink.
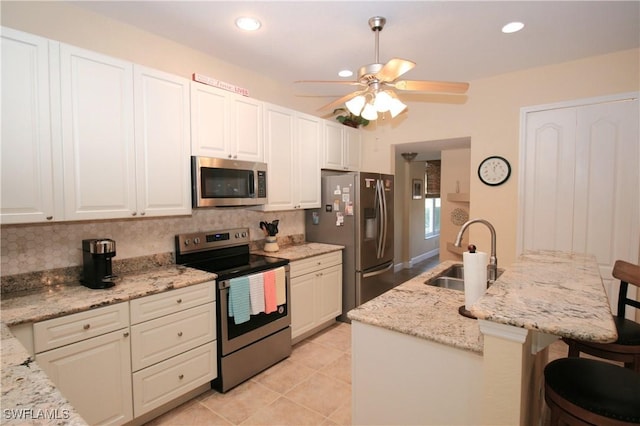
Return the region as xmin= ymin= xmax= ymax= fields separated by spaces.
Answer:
xmin=427 ymin=276 xmax=465 ymax=291
xmin=425 ymin=264 xmax=504 ymax=291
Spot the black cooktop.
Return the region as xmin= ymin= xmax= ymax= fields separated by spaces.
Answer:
xmin=184 ymin=252 xmax=289 ymax=281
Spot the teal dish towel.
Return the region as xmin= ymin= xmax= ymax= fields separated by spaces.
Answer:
xmin=228 ymin=276 xmax=251 ymax=325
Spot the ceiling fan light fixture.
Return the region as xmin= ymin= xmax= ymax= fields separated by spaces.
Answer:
xmin=235 ymin=17 xmax=261 ymax=31
xmin=361 ymin=103 xmax=378 ymax=121
xmin=373 ymin=90 xmax=393 ymax=112
xmin=345 ymin=95 xmax=366 ymax=115
xmin=389 ymin=98 xmax=407 ymax=118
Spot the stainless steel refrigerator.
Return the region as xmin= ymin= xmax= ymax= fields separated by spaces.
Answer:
xmin=305 ymin=170 xmax=395 ymax=321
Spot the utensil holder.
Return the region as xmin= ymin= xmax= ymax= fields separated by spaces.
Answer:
xmin=264 ymin=236 xmax=279 ymax=252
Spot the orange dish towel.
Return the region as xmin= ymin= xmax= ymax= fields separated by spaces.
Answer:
xmin=275 ymin=267 xmax=286 ymax=306
xmin=263 ymin=269 xmax=277 ymax=314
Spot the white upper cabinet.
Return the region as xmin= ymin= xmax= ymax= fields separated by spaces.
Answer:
xmin=294 ymin=112 xmax=322 ymax=208
xmin=1 ymin=28 xmax=60 ymax=224
xmin=190 ymin=82 xmax=264 ymax=162
xmin=260 ymin=104 xmax=321 ymax=211
xmin=133 ymin=66 xmax=191 ymax=217
xmin=322 ymin=120 xmax=361 ymax=171
xmin=60 ymin=43 xmax=137 ymax=220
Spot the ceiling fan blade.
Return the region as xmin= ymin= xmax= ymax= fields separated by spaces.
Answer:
xmin=317 ymin=91 xmax=364 ymax=111
xmin=393 ymin=80 xmax=469 ymax=94
xmin=376 ymin=58 xmax=416 ymax=82
xmin=295 ymin=80 xmax=363 ymax=86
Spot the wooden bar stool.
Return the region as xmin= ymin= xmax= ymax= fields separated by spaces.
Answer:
xmin=544 ymin=358 xmax=640 ymax=425
xmin=564 ymin=260 xmax=640 ymax=372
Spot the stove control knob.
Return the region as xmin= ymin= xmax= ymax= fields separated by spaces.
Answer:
xmin=184 ymin=239 xmax=190 ymax=246
xmin=235 ymin=233 xmax=240 ymax=238
xmin=194 ymin=237 xmax=200 ymax=245
xmin=242 ymin=232 xmax=247 ymax=238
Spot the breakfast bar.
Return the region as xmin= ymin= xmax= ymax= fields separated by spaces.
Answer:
xmin=348 ymin=250 xmax=617 ymax=425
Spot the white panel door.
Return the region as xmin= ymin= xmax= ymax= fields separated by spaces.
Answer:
xmin=344 ymin=126 xmax=362 ymax=171
xmin=323 ymin=121 xmax=345 ymax=170
xmin=230 ymin=94 xmax=264 ymax=162
xmin=521 ymin=95 xmax=639 ymax=313
xmin=295 ymin=112 xmax=322 ymax=209
xmin=263 ymin=103 xmax=295 ymax=210
xmin=134 ymin=66 xmax=191 ymax=217
xmin=60 ymin=44 xmax=136 ymax=220
xmin=1 ymin=28 xmax=57 ymax=224
xmin=190 ymin=82 xmax=230 ymax=158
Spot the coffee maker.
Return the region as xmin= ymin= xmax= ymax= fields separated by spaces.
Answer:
xmin=81 ymin=239 xmax=117 ymax=289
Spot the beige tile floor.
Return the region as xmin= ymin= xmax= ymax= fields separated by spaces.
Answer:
xmin=145 ymin=322 xmax=353 ymax=425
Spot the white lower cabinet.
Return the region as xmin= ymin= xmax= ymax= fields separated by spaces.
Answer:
xmin=290 ymin=251 xmax=343 ymax=340
xmin=130 ymin=281 xmax=217 ymax=417
xmin=35 ymin=304 xmax=133 ymax=426
xmin=31 ymin=282 xmax=217 ymax=424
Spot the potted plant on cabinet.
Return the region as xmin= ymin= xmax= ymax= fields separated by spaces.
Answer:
xmin=333 ymin=108 xmax=370 ymax=128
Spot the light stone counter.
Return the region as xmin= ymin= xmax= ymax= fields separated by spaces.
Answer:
xmin=469 ymin=249 xmax=617 ymax=343
xmin=253 ymin=242 xmax=344 ymax=262
xmin=347 ymin=260 xmax=483 ymax=353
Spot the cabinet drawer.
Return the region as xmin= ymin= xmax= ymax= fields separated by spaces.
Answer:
xmin=130 ymin=281 xmax=215 ymax=324
xmin=290 ymin=251 xmax=342 ymax=278
xmin=130 ymin=303 xmax=215 ymax=371
xmin=132 ymin=341 xmax=217 ymax=417
xmin=34 ymin=303 xmax=129 ymax=353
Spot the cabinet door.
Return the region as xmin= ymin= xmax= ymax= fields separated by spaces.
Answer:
xmin=263 ymin=103 xmax=295 ymax=210
xmin=37 ymin=329 xmax=133 ymax=426
xmin=60 ymin=44 xmax=136 ymax=220
xmin=134 ymin=66 xmax=191 ymax=217
xmin=1 ymin=28 xmax=58 ymax=224
xmin=190 ymin=82 xmax=230 ymax=158
xmin=316 ymin=264 xmax=343 ymax=324
xmin=291 ymin=273 xmax=317 ymax=339
xmin=323 ymin=121 xmax=345 ymax=170
xmin=344 ymin=126 xmax=362 ymax=171
xmin=295 ymin=113 xmax=322 ymax=209
xmin=230 ymin=93 xmax=264 ymax=161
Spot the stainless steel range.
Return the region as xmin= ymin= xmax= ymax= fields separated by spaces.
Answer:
xmin=175 ymin=228 xmax=291 ymax=392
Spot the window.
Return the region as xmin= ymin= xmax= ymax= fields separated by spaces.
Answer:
xmin=425 ymin=198 xmax=441 ymax=238
xmin=425 ymin=160 xmax=441 ymax=239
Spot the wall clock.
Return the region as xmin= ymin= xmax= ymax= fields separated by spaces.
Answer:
xmin=478 ymin=156 xmax=511 ymax=186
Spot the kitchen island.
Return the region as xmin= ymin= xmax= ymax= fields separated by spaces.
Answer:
xmin=348 ymin=250 xmax=617 ymax=425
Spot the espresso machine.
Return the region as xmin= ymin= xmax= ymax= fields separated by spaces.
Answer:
xmin=81 ymin=239 xmax=117 ymax=289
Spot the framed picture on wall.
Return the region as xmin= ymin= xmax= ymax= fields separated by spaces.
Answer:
xmin=412 ymin=179 xmax=423 ymax=200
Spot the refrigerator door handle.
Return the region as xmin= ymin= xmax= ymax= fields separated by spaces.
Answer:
xmin=362 ymin=261 xmax=394 ymax=278
xmin=376 ymin=179 xmax=388 ymax=259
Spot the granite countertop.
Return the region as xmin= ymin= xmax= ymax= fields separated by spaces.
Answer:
xmin=1 ymin=265 xmax=217 ymax=326
xmin=470 ymin=249 xmax=618 ymax=343
xmin=253 ymin=242 xmax=344 ymax=262
xmin=348 ymin=250 xmax=618 ymax=354
xmin=348 ymin=261 xmax=484 ymax=354
xmin=1 ymin=323 xmax=87 ymax=425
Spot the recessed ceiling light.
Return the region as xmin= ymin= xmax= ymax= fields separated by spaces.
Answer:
xmin=502 ymin=21 xmax=525 ymax=34
xmin=235 ymin=17 xmax=261 ymax=31
xmin=338 ymin=69 xmax=353 ymax=78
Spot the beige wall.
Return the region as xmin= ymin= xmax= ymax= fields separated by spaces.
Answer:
xmin=365 ymin=49 xmax=639 ymax=266
xmin=439 ymin=148 xmax=471 ymax=262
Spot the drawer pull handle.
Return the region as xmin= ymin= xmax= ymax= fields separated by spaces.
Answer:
xmin=178 ymin=374 xmax=184 ymax=380
xmin=123 ymin=332 xmax=129 ymax=338
xmin=176 ymin=298 xmax=182 ymax=304
xmin=83 ymin=324 xmax=90 ymax=330
xmin=177 ymin=331 xmax=183 ymax=337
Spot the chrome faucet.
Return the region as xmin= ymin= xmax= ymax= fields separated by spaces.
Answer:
xmin=454 ymin=218 xmax=498 ymax=283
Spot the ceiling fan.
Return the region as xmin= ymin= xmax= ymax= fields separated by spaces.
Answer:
xmin=295 ymin=16 xmax=470 ymax=120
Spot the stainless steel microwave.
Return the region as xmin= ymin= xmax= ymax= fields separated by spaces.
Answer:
xmin=191 ymin=156 xmax=267 ymax=207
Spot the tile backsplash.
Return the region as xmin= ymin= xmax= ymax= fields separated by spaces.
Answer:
xmin=1 ymin=209 xmax=305 ymax=276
